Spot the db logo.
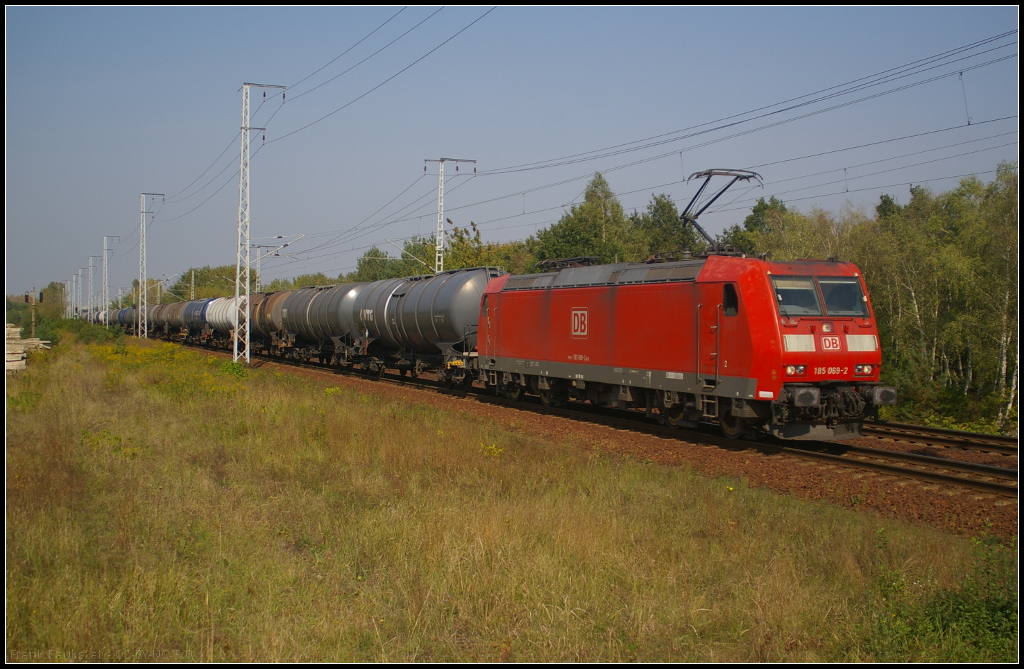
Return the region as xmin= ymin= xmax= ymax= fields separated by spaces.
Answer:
xmin=821 ymin=335 xmax=841 ymax=351
xmin=571 ymin=308 xmax=589 ymax=338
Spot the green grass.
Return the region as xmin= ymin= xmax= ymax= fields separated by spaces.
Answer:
xmin=6 ymin=339 xmax=1017 ymax=662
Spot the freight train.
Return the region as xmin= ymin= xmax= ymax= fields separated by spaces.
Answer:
xmin=102 ymin=252 xmax=896 ymax=441
xmin=100 ymin=171 xmax=897 ymax=440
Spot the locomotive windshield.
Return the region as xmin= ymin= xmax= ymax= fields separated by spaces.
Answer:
xmin=771 ymin=275 xmax=868 ymax=317
xmin=771 ymin=277 xmax=822 ymax=316
xmin=818 ymin=277 xmax=867 ymax=316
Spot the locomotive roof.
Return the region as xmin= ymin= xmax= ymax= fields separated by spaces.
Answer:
xmin=502 ymin=259 xmax=708 ymax=291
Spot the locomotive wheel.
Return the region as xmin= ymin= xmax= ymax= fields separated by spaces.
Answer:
xmin=663 ymin=405 xmax=687 ymax=427
xmin=719 ymin=414 xmax=746 ymax=440
xmin=539 ymin=389 xmax=560 ymax=407
xmin=507 ymin=385 xmax=523 ymax=402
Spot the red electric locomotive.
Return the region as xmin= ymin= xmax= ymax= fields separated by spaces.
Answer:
xmin=463 ymin=170 xmax=896 ymax=440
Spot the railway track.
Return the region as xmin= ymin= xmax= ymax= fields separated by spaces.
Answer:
xmin=450 ymin=388 xmax=1018 ymax=498
xmin=208 ymin=345 xmax=1019 ymax=498
xmin=863 ymin=421 xmax=1018 ymax=456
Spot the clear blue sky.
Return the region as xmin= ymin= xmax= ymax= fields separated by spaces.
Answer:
xmin=6 ymin=7 xmax=1019 ymax=295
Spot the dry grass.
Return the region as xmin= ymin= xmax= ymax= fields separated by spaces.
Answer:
xmin=6 ymin=338 xmax=1015 ymax=661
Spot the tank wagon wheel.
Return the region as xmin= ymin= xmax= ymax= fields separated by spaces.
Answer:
xmin=399 ymin=368 xmax=408 ymax=377
xmin=719 ymin=414 xmax=746 ymax=440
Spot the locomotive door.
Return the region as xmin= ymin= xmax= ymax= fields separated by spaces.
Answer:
xmin=696 ymin=282 xmax=745 ymax=383
xmin=696 ymin=283 xmax=720 ymax=382
xmin=482 ymin=295 xmax=496 ymax=360
xmin=697 ymin=282 xmax=743 ymax=383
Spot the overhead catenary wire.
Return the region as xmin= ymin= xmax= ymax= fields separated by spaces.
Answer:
xmin=714 ymin=142 xmax=1018 ymax=208
xmin=286 ymin=7 xmax=440 ymax=103
xmin=415 ymin=133 xmax=1015 ymax=237
xmin=476 ymin=31 xmax=1018 ymax=175
xmin=288 ymin=7 xmax=409 ymax=95
xmin=709 ymin=168 xmax=1005 ymax=214
xmin=120 ymin=27 xmax=1016 ymax=287
xmin=317 ymin=115 xmax=1018 ymax=246
xmin=267 ymin=7 xmax=497 ymax=144
xmin=152 ymin=27 xmax=1014 ymax=234
xmin=157 ymin=10 xmax=411 ymax=208
xmin=149 ymin=8 xmax=493 ymax=231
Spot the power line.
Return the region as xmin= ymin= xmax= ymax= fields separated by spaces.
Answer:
xmin=717 ymin=142 xmax=1017 ymax=207
xmin=477 ymin=31 xmax=1017 ymax=175
xmin=377 ymin=138 xmax=1017 ymax=242
xmin=745 ymin=117 xmax=1016 ymax=170
xmin=288 ymin=7 xmax=409 ymax=94
xmin=286 ymin=7 xmax=439 ymax=103
xmin=755 ymin=134 xmax=1018 ymax=188
xmin=164 ymin=133 xmax=240 ymax=202
xmin=710 ymin=169 xmax=1004 ymax=213
xmin=158 ymin=11 xmax=412 ymax=208
xmin=352 ymin=111 xmax=1018 ymax=244
xmin=268 ymin=7 xmax=496 ymax=143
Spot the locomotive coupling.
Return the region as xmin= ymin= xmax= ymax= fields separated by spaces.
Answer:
xmin=788 ymin=387 xmax=821 ymax=408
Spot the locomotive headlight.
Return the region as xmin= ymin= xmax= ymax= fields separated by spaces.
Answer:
xmin=854 ymin=364 xmax=873 ymax=375
xmin=785 ymin=365 xmax=807 ymax=376
xmin=822 ymin=322 xmax=834 ymax=333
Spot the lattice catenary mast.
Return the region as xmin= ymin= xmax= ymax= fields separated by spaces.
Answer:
xmin=424 ymin=158 xmax=476 ymax=273
xmin=138 ymin=193 xmax=163 ymax=337
xmin=102 ymin=236 xmax=118 ymax=325
xmin=88 ymin=256 xmax=101 ymax=322
xmin=234 ymin=83 xmax=285 ymax=364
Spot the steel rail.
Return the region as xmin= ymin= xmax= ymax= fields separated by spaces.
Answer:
xmin=864 ymin=421 xmax=1017 ymax=456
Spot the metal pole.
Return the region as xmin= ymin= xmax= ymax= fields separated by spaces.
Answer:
xmin=234 ymin=82 xmax=285 ymax=364
xmin=88 ymin=256 xmax=101 ymax=322
xmin=234 ymin=83 xmax=251 ymax=363
xmin=79 ymin=269 xmax=89 ymax=320
xmin=88 ymin=258 xmax=95 ymax=322
xmin=139 ymin=194 xmax=146 ymax=336
xmin=435 ymin=159 xmax=445 ymax=273
xmin=103 ymin=236 xmax=118 ymax=324
xmin=139 ymin=193 xmax=163 ymax=338
xmin=425 ymin=158 xmax=476 ymax=273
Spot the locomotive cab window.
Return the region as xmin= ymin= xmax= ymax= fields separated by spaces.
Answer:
xmin=723 ymin=284 xmax=739 ymax=316
xmin=771 ymin=276 xmax=823 ymax=316
xmin=817 ymin=277 xmax=867 ymax=317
